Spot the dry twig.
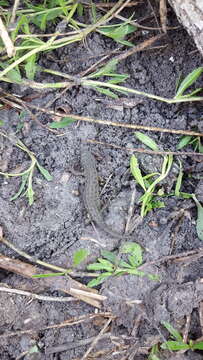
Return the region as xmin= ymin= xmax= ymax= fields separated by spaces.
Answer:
xmin=87 ymin=139 xmax=203 ymax=157
xmin=81 ymin=317 xmax=113 ymax=360
xmin=159 ymin=0 xmax=167 ymax=33
xmin=0 ymin=312 xmax=113 ymax=339
xmin=0 ymin=16 xmax=15 ymax=57
xmin=0 ymin=285 xmax=77 ymax=302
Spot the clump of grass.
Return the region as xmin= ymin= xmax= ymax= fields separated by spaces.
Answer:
xmin=33 ymin=244 xmax=159 ymax=286
xmin=131 ymin=132 xmax=203 ymax=242
xmin=87 ymin=243 xmax=159 ymax=287
xmin=148 ymin=322 xmax=203 ymax=359
xmin=0 ymin=132 xmax=52 ymax=205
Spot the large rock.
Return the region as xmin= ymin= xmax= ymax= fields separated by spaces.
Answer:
xmin=169 ymin=0 xmax=203 ymax=56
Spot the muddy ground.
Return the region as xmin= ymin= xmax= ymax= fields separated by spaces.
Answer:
xmin=0 ymin=1 xmax=203 ymax=359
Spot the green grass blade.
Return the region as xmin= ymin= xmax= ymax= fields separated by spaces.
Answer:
xmin=135 ymin=132 xmax=159 ymax=150
xmin=36 ymin=162 xmax=53 ymax=181
xmin=49 ymin=117 xmax=76 ymax=128
xmin=87 ymin=273 xmax=112 ymax=287
xmin=175 ymin=67 xmax=203 ymax=98
xmin=73 ymin=249 xmax=89 ymax=266
xmin=130 ymin=155 xmax=146 ymax=191
xmin=177 ymin=135 xmax=192 ymax=150
xmin=88 ymin=58 xmax=119 ymax=79
xmin=101 ymin=250 xmax=117 ymax=263
xmin=161 ymin=341 xmax=189 ymax=351
xmin=33 ymin=272 xmax=65 ymax=278
xmin=162 ymin=321 xmax=183 ymax=341
xmin=94 ymin=86 xmax=118 ymax=98
xmin=192 ymin=341 xmax=203 ymax=350
xmin=193 ymin=195 xmax=203 ymax=241
xmin=10 ymin=173 xmax=29 ymax=201
xmin=175 ymin=160 xmax=183 ymax=197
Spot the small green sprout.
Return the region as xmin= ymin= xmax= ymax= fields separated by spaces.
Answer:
xmin=0 ymin=133 xmax=52 ymax=205
xmin=130 ymin=148 xmax=173 ymax=217
xmin=174 ymin=67 xmax=203 ymax=100
xmin=87 ymin=243 xmax=159 ymax=288
xmin=147 ymin=322 xmax=203 ymax=359
xmin=33 ymin=248 xmax=89 ymax=279
xmin=177 ymin=135 xmax=203 ymax=153
xmin=161 ymin=321 xmax=203 ymax=352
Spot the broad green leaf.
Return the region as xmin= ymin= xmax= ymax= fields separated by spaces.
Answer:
xmin=87 ymin=260 xmax=113 ymax=272
xmin=87 ymin=263 xmax=108 ymax=271
xmin=25 ymin=54 xmax=37 ymax=80
xmin=175 ymin=67 xmax=203 ymax=98
xmin=0 ymin=120 xmax=4 ymax=126
xmin=77 ymin=3 xmax=84 ymax=16
xmin=114 ymin=269 xmax=127 ymax=276
xmin=36 ymin=162 xmax=53 ymax=181
xmin=135 ymin=132 xmax=159 ymax=151
xmin=10 ymin=173 xmax=29 ymax=201
xmin=49 ymin=117 xmax=76 ymax=128
xmin=161 ymin=341 xmax=189 ymax=351
xmin=7 ymin=68 xmax=22 ymax=83
xmin=87 ymin=272 xmax=111 ymax=287
xmin=128 ymin=255 xmax=138 ymax=267
xmin=193 ymin=196 xmax=203 ymax=241
xmin=121 ymin=242 xmax=143 ymax=267
xmin=94 ymin=87 xmax=118 ymax=99
xmin=88 ymin=58 xmax=119 ymax=78
xmin=73 ymin=249 xmax=89 ymax=266
xmin=98 ymin=258 xmax=114 ymax=268
xmin=130 ymin=155 xmax=146 ymax=191
xmin=32 ymin=9 xmax=63 ymax=30
xmin=101 ymin=250 xmax=117 ymax=263
xmin=41 ymin=13 xmax=48 ymax=32
xmin=99 ymin=24 xmax=136 ymax=41
xmin=192 ymin=341 xmax=203 ymax=350
xmin=118 ymin=261 xmax=134 ymax=269
xmin=0 ymin=59 xmax=22 ymax=82
xmin=108 ymin=74 xmax=129 ymax=84
xmin=21 ymin=15 xmax=30 ymax=35
xmin=177 ymin=135 xmax=192 ymax=150
xmin=162 ymin=322 xmax=183 ymax=341
xmin=126 ymin=268 xmax=145 ymax=276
